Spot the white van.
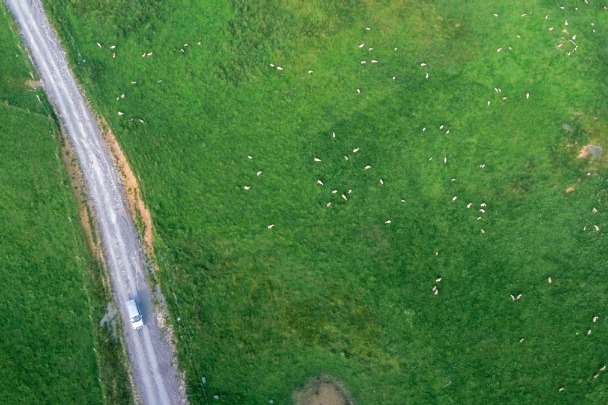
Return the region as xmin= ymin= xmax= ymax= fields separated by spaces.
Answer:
xmin=126 ymin=298 xmax=144 ymax=330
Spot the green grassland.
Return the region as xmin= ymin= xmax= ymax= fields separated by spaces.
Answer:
xmin=44 ymin=0 xmax=608 ymax=403
xmin=0 ymin=5 xmax=131 ymax=404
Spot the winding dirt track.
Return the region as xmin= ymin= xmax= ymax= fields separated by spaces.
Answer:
xmin=5 ymin=1 xmax=186 ymax=404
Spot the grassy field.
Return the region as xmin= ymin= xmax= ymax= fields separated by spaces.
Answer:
xmin=0 ymin=5 xmax=132 ymax=404
xmin=44 ymin=0 xmax=608 ymax=403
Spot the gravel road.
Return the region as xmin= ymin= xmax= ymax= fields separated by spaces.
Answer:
xmin=5 ymin=1 xmax=187 ymax=404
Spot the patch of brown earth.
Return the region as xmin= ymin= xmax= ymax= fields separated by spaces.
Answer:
xmin=99 ymin=117 xmax=155 ymax=259
xmin=26 ymin=79 xmax=42 ymax=89
xmin=294 ymin=375 xmax=355 ymax=405
xmin=577 ymin=145 xmax=591 ymax=159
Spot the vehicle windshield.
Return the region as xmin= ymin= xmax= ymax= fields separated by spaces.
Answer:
xmin=132 ymin=315 xmax=142 ymax=322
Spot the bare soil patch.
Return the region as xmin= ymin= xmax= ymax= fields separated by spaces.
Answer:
xmin=577 ymin=144 xmax=603 ymax=159
xmin=294 ymin=375 xmax=355 ymax=405
xmin=99 ymin=117 xmax=155 ymax=258
xmin=26 ymin=79 xmax=42 ymax=89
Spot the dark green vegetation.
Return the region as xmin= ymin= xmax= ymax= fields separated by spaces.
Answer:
xmin=0 ymin=5 xmax=131 ymax=404
xmin=44 ymin=0 xmax=608 ymax=403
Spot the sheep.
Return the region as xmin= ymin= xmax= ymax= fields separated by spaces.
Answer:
xmin=243 ymin=186 xmax=251 ymax=190
xmin=317 ymin=180 xmax=324 ymax=185
xmin=385 ymin=220 xmax=392 ymax=224
xmin=314 ymin=158 xmax=321 ymax=162
xmin=548 ymin=277 xmax=552 ymax=283
xmin=353 ymin=148 xmax=360 ymax=153
xmin=364 ymin=165 xmax=372 ymax=170
xmin=256 ymin=171 xmax=262 ymax=177
xmin=267 ymin=224 xmax=274 ymax=229
xmin=341 ymin=194 xmax=348 ymax=200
